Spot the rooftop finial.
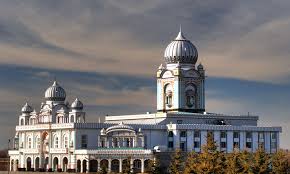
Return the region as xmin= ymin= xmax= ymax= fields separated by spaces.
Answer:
xmin=179 ymin=24 xmax=182 ymax=33
xmin=175 ymin=25 xmax=186 ymax=40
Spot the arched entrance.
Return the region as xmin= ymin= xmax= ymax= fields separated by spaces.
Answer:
xmin=144 ymin=159 xmax=152 ymax=173
xmin=15 ymin=160 xmax=19 ymax=171
xmin=77 ymin=160 xmax=81 ymax=172
xmin=62 ymin=157 xmax=68 ymax=172
xmin=111 ymin=159 xmax=119 ymax=173
xmin=89 ymin=160 xmax=98 ymax=172
xmin=10 ymin=159 xmax=14 ymax=171
xmin=35 ymin=157 xmax=40 ymax=171
xmin=26 ymin=157 xmax=32 ymax=171
xmin=82 ymin=160 xmax=87 ymax=173
xmin=100 ymin=159 xmax=108 ymax=173
xmin=122 ymin=159 xmax=131 ymax=173
xmin=133 ymin=159 xmax=141 ymax=173
xmin=53 ymin=157 xmax=59 ymax=171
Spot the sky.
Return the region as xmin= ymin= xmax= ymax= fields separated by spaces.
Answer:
xmin=0 ymin=0 xmax=289 ymax=149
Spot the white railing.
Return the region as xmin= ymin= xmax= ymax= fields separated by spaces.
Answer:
xmin=75 ymin=148 xmax=153 ymax=155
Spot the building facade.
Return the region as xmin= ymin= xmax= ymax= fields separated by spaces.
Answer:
xmin=8 ymin=29 xmax=282 ymax=173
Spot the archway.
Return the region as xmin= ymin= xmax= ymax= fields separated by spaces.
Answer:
xmin=62 ymin=157 xmax=68 ymax=172
xmin=15 ymin=160 xmax=19 ymax=171
xmin=144 ymin=159 xmax=152 ymax=173
xmin=111 ymin=159 xmax=119 ymax=173
xmin=26 ymin=157 xmax=32 ymax=171
xmin=53 ymin=157 xmax=59 ymax=171
xmin=76 ymin=160 xmax=81 ymax=172
xmin=89 ymin=160 xmax=98 ymax=172
xmin=35 ymin=157 xmax=40 ymax=171
xmin=122 ymin=159 xmax=131 ymax=173
xmin=82 ymin=160 xmax=87 ymax=173
xmin=133 ymin=159 xmax=141 ymax=173
xmin=100 ymin=159 xmax=108 ymax=173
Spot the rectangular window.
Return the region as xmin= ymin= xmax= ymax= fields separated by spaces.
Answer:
xmin=246 ymin=132 xmax=252 ymax=139
xmin=246 ymin=142 xmax=252 ymax=148
xmin=233 ymin=142 xmax=239 ymax=148
xmin=233 ymin=132 xmax=239 ymax=139
xmin=220 ymin=142 xmax=227 ymax=148
xmin=194 ymin=141 xmax=200 ymax=148
xmin=220 ymin=131 xmax=227 ymax=138
xmin=180 ymin=131 xmax=187 ymax=137
xmin=194 ymin=131 xmax=200 ymax=138
xmin=271 ymin=132 xmax=277 ymax=140
xmin=81 ymin=135 xmax=87 ymax=149
xmin=168 ymin=141 xmax=173 ymax=148
xmin=180 ymin=142 xmax=186 ymax=151
xmin=258 ymin=132 xmax=264 ymax=139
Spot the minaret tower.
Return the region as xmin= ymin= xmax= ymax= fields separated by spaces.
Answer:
xmin=157 ymin=28 xmax=205 ymax=113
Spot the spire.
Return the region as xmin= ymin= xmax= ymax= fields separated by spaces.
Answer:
xmin=175 ymin=25 xmax=186 ymax=40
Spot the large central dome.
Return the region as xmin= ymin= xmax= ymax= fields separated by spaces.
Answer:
xmin=164 ymin=29 xmax=198 ymax=64
xmin=45 ymin=81 xmax=66 ymax=101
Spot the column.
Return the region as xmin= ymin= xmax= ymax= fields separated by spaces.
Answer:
xmin=97 ymin=159 xmax=100 ymax=172
xmin=277 ymin=132 xmax=280 ymax=150
xmin=173 ymin=129 xmax=180 ymax=150
xmin=227 ymin=131 xmax=233 ymax=153
xmin=214 ymin=131 xmax=220 ymax=151
xmin=265 ymin=132 xmax=271 ymax=153
xmin=9 ymin=159 xmax=12 ymax=171
xmin=187 ymin=131 xmax=193 ymax=152
xmin=252 ymin=132 xmax=259 ymax=152
xmin=80 ymin=160 xmax=83 ymax=173
xmin=130 ymin=159 xmax=133 ymax=173
xmin=119 ymin=159 xmax=122 ymax=173
xmin=239 ymin=131 xmax=245 ymax=151
xmin=108 ymin=159 xmax=111 ymax=173
xmin=141 ymin=159 xmax=144 ymax=173
xmin=200 ymin=131 xmax=207 ymax=150
xmin=86 ymin=160 xmax=89 ymax=173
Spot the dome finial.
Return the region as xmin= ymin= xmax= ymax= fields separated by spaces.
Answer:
xmin=179 ymin=24 xmax=182 ymax=33
xmin=175 ymin=25 xmax=186 ymax=40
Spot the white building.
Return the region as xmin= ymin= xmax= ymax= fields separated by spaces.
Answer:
xmin=8 ymin=29 xmax=282 ymax=173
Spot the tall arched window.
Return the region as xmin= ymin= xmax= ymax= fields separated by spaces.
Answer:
xmin=27 ymin=137 xmax=32 ymax=148
xmin=63 ymin=136 xmax=68 ymax=148
xmin=20 ymin=119 xmax=24 ymax=126
xmin=164 ymin=84 xmax=173 ymax=107
xmin=54 ymin=136 xmax=59 ymax=148
xmin=36 ymin=136 xmax=40 ymax=149
xmin=185 ymin=85 xmax=196 ymax=108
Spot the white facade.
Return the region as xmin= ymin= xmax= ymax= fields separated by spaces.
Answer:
xmin=9 ymin=29 xmax=282 ymax=173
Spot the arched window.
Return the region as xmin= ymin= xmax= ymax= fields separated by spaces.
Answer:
xmin=70 ymin=115 xmax=74 ymax=123
xmin=27 ymin=137 xmax=32 ymax=148
xmin=164 ymin=84 xmax=173 ymax=107
xmin=54 ymin=136 xmax=59 ymax=148
xmin=20 ymin=119 xmax=24 ymax=125
xmin=63 ymin=136 xmax=68 ymax=148
xmin=36 ymin=136 xmax=40 ymax=149
xmin=185 ymin=85 xmax=196 ymax=108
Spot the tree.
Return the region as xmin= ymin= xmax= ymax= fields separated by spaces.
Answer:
xmin=250 ymin=145 xmax=271 ymax=174
xmin=225 ymin=149 xmax=245 ymax=174
xmin=147 ymin=157 xmax=162 ymax=174
xmin=184 ymin=151 xmax=198 ymax=174
xmin=169 ymin=148 xmax=184 ymax=174
xmin=188 ymin=132 xmax=225 ymax=174
xmin=271 ymin=149 xmax=289 ymax=174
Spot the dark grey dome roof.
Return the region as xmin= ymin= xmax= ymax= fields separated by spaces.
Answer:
xmin=45 ymin=81 xmax=66 ymax=101
xmin=21 ymin=103 xmax=33 ymax=113
xmin=71 ymin=98 xmax=83 ymax=110
xmin=164 ymin=30 xmax=198 ymax=64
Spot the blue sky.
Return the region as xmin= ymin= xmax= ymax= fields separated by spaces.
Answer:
xmin=0 ymin=0 xmax=289 ymax=149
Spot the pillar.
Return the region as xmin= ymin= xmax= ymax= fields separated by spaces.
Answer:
xmin=86 ymin=160 xmax=89 ymax=173
xmin=97 ymin=159 xmax=100 ymax=172
xmin=141 ymin=159 xmax=144 ymax=173
xmin=214 ymin=131 xmax=220 ymax=151
xmin=80 ymin=160 xmax=83 ymax=173
xmin=108 ymin=159 xmax=111 ymax=173
xmin=119 ymin=159 xmax=122 ymax=173
xmin=130 ymin=159 xmax=133 ymax=173
xmin=227 ymin=131 xmax=233 ymax=153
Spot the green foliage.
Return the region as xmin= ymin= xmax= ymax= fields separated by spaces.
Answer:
xmin=271 ymin=149 xmax=289 ymax=174
xmin=147 ymin=157 xmax=162 ymax=174
xmin=250 ymin=145 xmax=271 ymax=174
xmin=122 ymin=156 xmax=132 ymax=174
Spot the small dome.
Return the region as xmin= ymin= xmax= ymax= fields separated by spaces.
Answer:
xmin=71 ymin=98 xmax=83 ymax=110
xmin=21 ymin=103 xmax=33 ymax=113
xmin=45 ymin=81 xmax=66 ymax=101
xmin=197 ymin=63 xmax=204 ymax=70
xmin=106 ymin=122 xmax=135 ymax=133
xmin=164 ymin=29 xmax=198 ymax=64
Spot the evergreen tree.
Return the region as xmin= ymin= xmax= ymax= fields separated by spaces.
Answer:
xmin=271 ymin=149 xmax=289 ymax=174
xmin=184 ymin=151 xmax=198 ymax=174
xmin=250 ymin=145 xmax=271 ymax=174
xmin=190 ymin=132 xmax=225 ymax=174
xmin=147 ymin=156 xmax=162 ymax=174
xmin=225 ymin=149 xmax=245 ymax=174
xmin=169 ymin=148 xmax=184 ymax=174
xmin=239 ymin=150 xmax=252 ymax=173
